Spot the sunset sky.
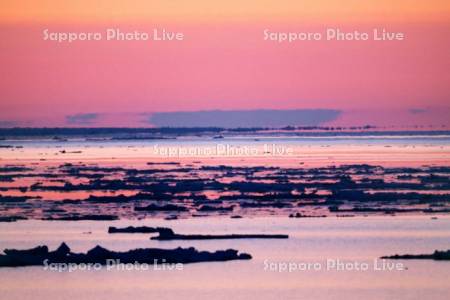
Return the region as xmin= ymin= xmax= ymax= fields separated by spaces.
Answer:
xmin=0 ymin=1 xmax=449 ymax=127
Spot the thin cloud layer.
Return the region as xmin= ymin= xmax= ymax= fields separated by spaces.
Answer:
xmin=149 ymin=109 xmax=341 ymax=127
xmin=66 ymin=113 xmax=99 ymax=125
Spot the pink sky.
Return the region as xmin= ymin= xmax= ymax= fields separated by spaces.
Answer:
xmin=0 ymin=2 xmax=449 ymax=127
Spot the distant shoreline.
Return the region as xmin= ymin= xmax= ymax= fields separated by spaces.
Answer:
xmin=1 ymin=127 xmax=449 ymax=140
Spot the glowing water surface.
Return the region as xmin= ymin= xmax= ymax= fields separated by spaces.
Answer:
xmin=0 ymin=216 xmax=449 ymax=300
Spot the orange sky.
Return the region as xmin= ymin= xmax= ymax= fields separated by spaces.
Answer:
xmin=0 ymin=1 xmax=449 ymax=127
xmin=2 ymin=0 xmax=450 ymax=22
